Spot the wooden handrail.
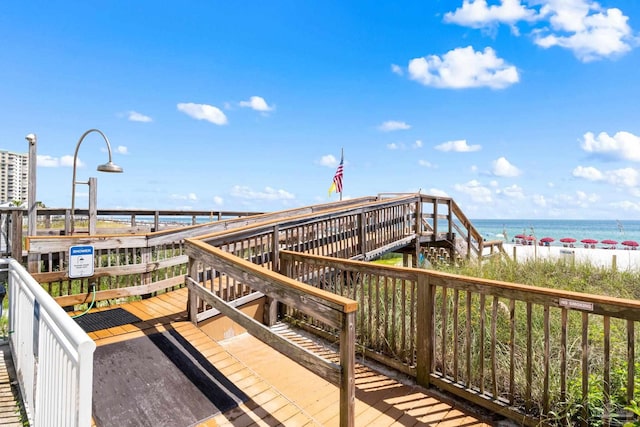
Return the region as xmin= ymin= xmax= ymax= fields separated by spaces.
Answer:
xmin=185 ymin=238 xmax=357 ymax=427
xmin=186 ymin=239 xmax=357 ymax=314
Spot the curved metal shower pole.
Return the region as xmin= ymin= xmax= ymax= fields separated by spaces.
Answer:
xmin=70 ymin=129 xmax=123 ymax=235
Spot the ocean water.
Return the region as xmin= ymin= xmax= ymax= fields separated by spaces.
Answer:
xmin=471 ymin=219 xmax=640 ymax=247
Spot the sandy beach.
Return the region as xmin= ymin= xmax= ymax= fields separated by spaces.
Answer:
xmin=503 ymin=243 xmax=640 ymax=271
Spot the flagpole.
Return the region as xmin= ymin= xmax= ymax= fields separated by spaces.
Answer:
xmin=340 ymin=147 xmax=343 ymax=201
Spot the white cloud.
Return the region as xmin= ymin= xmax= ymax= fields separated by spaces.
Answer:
xmin=116 ymin=145 xmax=128 ymax=155
xmin=319 ymin=154 xmax=338 ymax=167
xmin=580 ymin=131 xmax=640 ymax=161
xmin=391 ymin=64 xmax=403 ymax=75
xmin=418 ymin=160 xmax=435 ymax=168
xmin=61 ymin=155 xmax=80 ymax=167
xmin=378 ymin=120 xmax=411 ymax=131
xmin=610 ymin=200 xmax=640 ymax=212
xmin=407 ymin=46 xmax=519 ymax=89
xmin=434 ymin=139 xmax=481 ymax=152
xmin=605 ymin=168 xmax=639 ymax=188
xmin=534 ymin=1 xmax=634 ymax=62
xmin=492 ymin=157 xmax=521 ymax=177
xmin=230 ymin=185 xmax=295 ymax=201
xmin=576 ymin=190 xmax=599 ymax=204
xmin=498 ymin=183 xmax=525 ymax=199
xmin=454 ymin=179 xmax=493 ymax=203
xmin=177 ymin=102 xmax=228 ymax=125
xmin=213 ymin=196 xmax=224 ymax=206
xmin=127 ymin=111 xmax=152 ymax=122
xmin=239 ymin=96 xmax=274 ymax=112
xmin=37 ymin=155 xmax=60 ymax=167
xmin=428 ymin=188 xmax=449 ymax=197
xmin=574 ymin=164 xmax=640 ymax=188
xmin=413 ymin=140 xmax=423 ymax=148
xmin=444 ymin=0 xmax=539 ymax=28
xmin=170 ymin=193 xmax=198 ymax=201
xmin=387 ymin=143 xmax=400 ymax=150
xmin=532 ymin=194 xmax=547 ymax=207
xmin=572 ymin=165 xmax=603 ymax=181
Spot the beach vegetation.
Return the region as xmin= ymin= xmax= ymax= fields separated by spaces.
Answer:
xmin=430 ymin=256 xmax=640 ymax=426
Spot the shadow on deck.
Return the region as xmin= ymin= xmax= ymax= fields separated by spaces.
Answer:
xmin=76 ymin=288 xmax=499 ymax=427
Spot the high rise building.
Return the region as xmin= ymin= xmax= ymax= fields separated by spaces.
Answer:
xmin=0 ymin=150 xmax=29 ymax=204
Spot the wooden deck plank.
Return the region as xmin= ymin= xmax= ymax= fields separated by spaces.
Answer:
xmin=82 ymin=289 xmax=495 ymax=427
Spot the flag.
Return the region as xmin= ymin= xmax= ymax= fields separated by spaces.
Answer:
xmin=328 ymin=152 xmax=343 ymax=196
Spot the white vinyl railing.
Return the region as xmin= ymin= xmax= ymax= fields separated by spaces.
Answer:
xmin=5 ymin=258 xmax=95 ymax=426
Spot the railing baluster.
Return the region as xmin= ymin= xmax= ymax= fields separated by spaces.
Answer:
xmin=491 ymin=296 xmax=498 ymax=399
xmin=453 ymin=289 xmax=459 ymax=382
xmin=603 ymin=316 xmax=611 ymax=427
xmin=543 ymin=305 xmax=550 ymax=415
xmin=581 ymin=312 xmax=589 ymax=427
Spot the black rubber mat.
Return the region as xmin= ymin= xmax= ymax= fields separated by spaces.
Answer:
xmin=92 ymin=329 xmax=247 ymax=427
xmin=73 ymin=308 xmax=142 ymax=333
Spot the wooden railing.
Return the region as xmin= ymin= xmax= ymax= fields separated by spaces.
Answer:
xmin=25 ymin=194 xmax=495 ymax=315
xmin=22 ymin=197 xmax=386 ymax=306
xmin=278 ymin=250 xmax=640 ymax=426
xmin=184 ymin=239 xmax=357 ymax=427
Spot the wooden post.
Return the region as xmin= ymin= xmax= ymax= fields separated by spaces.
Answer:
xmin=612 ymin=254 xmax=617 ymax=271
xmin=26 ymin=134 xmax=39 ymax=271
xmin=27 ymin=134 xmax=37 ymax=238
xmin=433 ymin=198 xmax=438 ymax=239
xmin=414 ymin=197 xmax=422 ymax=235
xmin=416 ymin=273 xmax=433 ymax=387
xmin=339 ymin=310 xmax=355 ymax=427
xmin=187 ymin=257 xmax=199 ymax=323
xmin=64 ymin=209 xmax=71 ymax=235
xmin=88 ymin=177 xmax=97 ymax=235
xmin=10 ymin=211 xmax=24 ymax=265
xmin=358 ymin=211 xmax=366 ymax=258
xmin=154 ymin=211 xmax=160 ymax=232
xmin=264 ymin=225 xmax=280 ymax=326
xmin=140 ymin=246 xmax=152 ymax=298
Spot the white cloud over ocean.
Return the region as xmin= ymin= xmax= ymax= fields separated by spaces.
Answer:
xmin=407 ymin=46 xmax=519 ymax=89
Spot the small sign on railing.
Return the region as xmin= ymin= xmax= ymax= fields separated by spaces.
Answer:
xmin=559 ymin=298 xmax=594 ymax=311
xmin=69 ymin=245 xmax=95 ymax=278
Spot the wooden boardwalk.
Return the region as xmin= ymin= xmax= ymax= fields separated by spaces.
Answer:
xmin=79 ymin=288 xmax=496 ymax=426
xmin=0 ymin=341 xmax=24 ymax=426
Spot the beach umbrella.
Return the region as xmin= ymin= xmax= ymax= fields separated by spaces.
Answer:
xmin=580 ymin=238 xmax=598 ymax=244
xmin=540 ymin=237 xmax=554 ymax=243
xmin=514 ymin=234 xmax=526 ymax=239
xmin=601 ymin=239 xmax=618 ymax=245
xmin=559 ymin=237 xmax=576 ymax=243
xmin=622 ymin=240 xmax=639 ymax=248
xmin=524 ymin=235 xmax=536 ymax=241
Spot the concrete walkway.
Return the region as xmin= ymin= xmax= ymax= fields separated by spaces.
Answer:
xmin=0 ymin=341 xmax=26 ymax=426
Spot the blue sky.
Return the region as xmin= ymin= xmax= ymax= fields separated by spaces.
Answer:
xmin=1 ymin=1 xmax=640 ymax=219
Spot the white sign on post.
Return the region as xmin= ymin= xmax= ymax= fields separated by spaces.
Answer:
xmin=69 ymin=245 xmax=95 ymax=278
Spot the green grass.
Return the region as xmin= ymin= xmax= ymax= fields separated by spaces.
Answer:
xmin=434 ymin=255 xmax=640 ymax=300
xmin=429 ymin=255 xmax=640 ymax=426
